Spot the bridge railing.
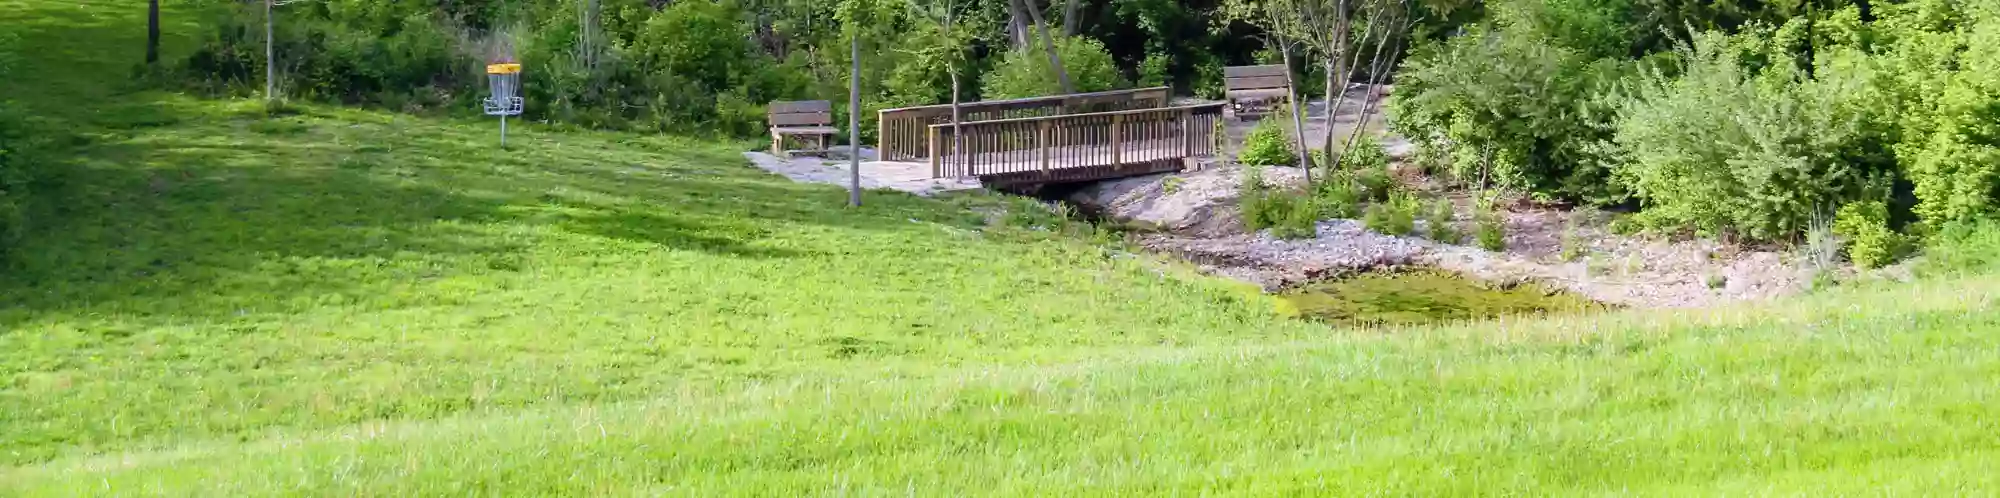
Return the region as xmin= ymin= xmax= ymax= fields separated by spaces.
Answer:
xmin=878 ymin=87 xmax=1171 ymax=162
xmin=925 ymin=103 xmax=1227 ymax=178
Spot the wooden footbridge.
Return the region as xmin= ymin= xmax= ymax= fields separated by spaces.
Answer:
xmin=876 ymin=88 xmax=1227 ymax=187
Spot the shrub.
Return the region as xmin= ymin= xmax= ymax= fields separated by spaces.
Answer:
xmin=1238 ymin=117 xmax=1298 ymax=167
xmin=1365 ymin=194 xmax=1418 ymax=236
xmin=1137 ymin=52 xmax=1171 ymax=88
xmin=1876 ymin=3 xmax=2000 ymax=227
xmin=1474 ymin=198 xmax=1507 ymax=251
xmin=1607 ymin=28 xmax=1897 ymax=241
xmin=1919 ymin=219 xmax=2000 ymax=278
xmin=1353 ymin=160 xmax=1395 ymax=202
xmin=1241 ymin=188 xmax=1318 ymax=239
xmin=1336 ymin=139 xmax=1389 ymax=171
xmin=1426 ymin=198 xmax=1459 ymax=243
xmin=1558 ymin=213 xmax=1588 ymax=261
xmin=1389 ymin=25 xmax=1623 ymax=202
xmin=1312 ymin=175 xmax=1361 ymax=219
xmin=1832 ymin=200 xmax=1908 ymax=269
xmin=981 ymin=34 xmax=1128 ymax=99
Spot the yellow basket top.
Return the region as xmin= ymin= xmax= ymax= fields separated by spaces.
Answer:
xmin=486 ymin=63 xmax=522 ymax=74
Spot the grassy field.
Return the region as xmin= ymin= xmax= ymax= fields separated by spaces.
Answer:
xmin=5 ymin=1 xmax=2000 ymax=495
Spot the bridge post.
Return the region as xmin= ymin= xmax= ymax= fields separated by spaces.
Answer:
xmin=928 ymin=126 xmax=942 ymax=178
xmin=1038 ymin=121 xmax=1053 ymax=171
xmin=1181 ymin=108 xmax=1195 ymax=158
xmin=1110 ymin=114 xmax=1124 ymax=165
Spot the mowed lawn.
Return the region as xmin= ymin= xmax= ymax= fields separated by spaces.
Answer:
xmin=5 ymin=1 xmax=2000 ymax=495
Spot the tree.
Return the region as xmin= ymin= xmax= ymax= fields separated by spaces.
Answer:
xmin=1017 ymin=0 xmax=1073 ymax=93
xmin=1221 ymin=0 xmax=1315 ymax=178
xmin=147 ymin=0 xmax=160 ymax=65
xmin=906 ymin=0 xmax=977 ymax=170
xmin=266 ymin=0 xmax=275 ymax=101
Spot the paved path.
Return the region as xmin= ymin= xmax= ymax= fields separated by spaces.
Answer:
xmin=742 ymin=151 xmax=984 ymax=196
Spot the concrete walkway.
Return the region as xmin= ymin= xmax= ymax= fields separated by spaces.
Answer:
xmin=742 ymin=150 xmax=984 ymax=197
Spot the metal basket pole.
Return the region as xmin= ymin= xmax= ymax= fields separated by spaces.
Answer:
xmin=485 ymin=63 xmax=524 ymax=149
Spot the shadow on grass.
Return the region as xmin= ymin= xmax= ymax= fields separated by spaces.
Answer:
xmin=0 ymin=107 xmax=912 ymax=327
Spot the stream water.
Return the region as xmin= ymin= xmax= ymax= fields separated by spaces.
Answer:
xmin=1274 ymin=270 xmax=1604 ymax=326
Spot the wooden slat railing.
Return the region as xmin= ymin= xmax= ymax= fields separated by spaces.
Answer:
xmin=878 ymin=87 xmax=1172 ymax=162
xmin=924 ymin=103 xmax=1226 ymax=178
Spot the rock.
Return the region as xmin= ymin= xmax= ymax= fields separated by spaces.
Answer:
xmin=1066 ymin=165 xmax=1304 ymax=238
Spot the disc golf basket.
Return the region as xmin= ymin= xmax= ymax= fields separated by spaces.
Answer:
xmin=484 ymin=63 xmax=525 ymax=147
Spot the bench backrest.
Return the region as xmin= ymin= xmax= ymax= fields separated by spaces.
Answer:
xmin=1224 ymin=65 xmax=1290 ymax=92
xmin=768 ymin=100 xmax=833 ymax=127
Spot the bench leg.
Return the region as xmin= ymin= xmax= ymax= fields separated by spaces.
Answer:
xmin=771 ymin=131 xmax=783 ymax=156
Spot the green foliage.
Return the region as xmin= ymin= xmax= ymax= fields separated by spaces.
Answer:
xmin=1312 ymin=175 xmax=1362 ymax=219
xmin=1237 ymin=117 xmax=1298 ymax=167
xmin=1426 ymin=198 xmax=1460 ymax=243
xmin=1137 ymin=52 xmax=1171 ymax=88
xmin=1241 ymin=188 xmax=1320 ymax=239
xmin=1475 ymin=198 xmax=1508 ymax=251
xmin=1559 ymin=212 xmax=1588 ymax=261
xmin=1607 ymin=28 xmax=1897 ymax=241
xmin=1338 ymin=138 xmax=1390 ymax=171
xmin=1919 ymin=219 xmax=2000 ymax=278
xmin=980 ymin=34 xmax=1128 ymax=99
xmin=1833 ymin=200 xmax=1907 ymax=269
xmin=1875 ymin=1 xmax=2000 ymax=226
xmin=1390 ymin=25 xmax=1624 ymax=202
xmin=1365 ymin=194 xmax=1420 ymax=236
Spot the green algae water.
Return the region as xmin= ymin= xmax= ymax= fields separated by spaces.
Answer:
xmin=1274 ymin=270 xmax=1603 ymax=326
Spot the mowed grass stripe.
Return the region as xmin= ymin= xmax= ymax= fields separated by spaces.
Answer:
xmin=7 ymin=278 xmax=2000 ymax=495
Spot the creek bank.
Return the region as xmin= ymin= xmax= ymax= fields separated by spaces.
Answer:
xmin=1065 ymin=164 xmax=1810 ymax=309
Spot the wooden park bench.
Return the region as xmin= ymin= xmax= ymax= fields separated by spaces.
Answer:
xmin=1223 ymin=65 xmax=1291 ymax=120
xmin=767 ymin=100 xmax=837 ymax=156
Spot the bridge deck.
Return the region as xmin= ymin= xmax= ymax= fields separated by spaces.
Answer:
xmin=922 ymin=103 xmax=1227 ymax=185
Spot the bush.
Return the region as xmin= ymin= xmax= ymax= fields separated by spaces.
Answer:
xmin=1389 ymin=25 xmax=1623 ymax=202
xmin=1365 ymin=194 xmax=1418 ymax=236
xmin=1475 ymin=198 xmax=1507 ymax=251
xmin=1311 ymin=175 xmax=1361 ymax=219
xmin=1237 ymin=117 xmax=1297 ymax=167
xmin=981 ymin=34 xmax=1128 ymax=99
xmin=1336 ymin=139 xmax=1389 ymax=171
xmin=1241 ymin=188 xmax=1319 ymax=239
xmin=1919 ymin=219 xmax=2000 ymax=278
xmin=1832 ymin=200 xmax=1908 ymax=269
xmin=1426 ymin=198 xmax=1459 ymax=243
xmin=1876 ymin=3 xmax=2000 ymax=226
xmin=1607 ymin=28 xmax=1897 ymax=241
xmin=1137 ymin=52 xmax=1171 ymax=88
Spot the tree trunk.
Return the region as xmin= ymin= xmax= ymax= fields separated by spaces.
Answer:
xmin=849 ymin=33 xmax=863 ymax=207
xmin=265 ymin=0 xmax=276 ymax=101
xmin=581 ymin=0 xmax=602 ymax=69
xmin=1341 ymin=8 xmax=1399 ymax=155
xmin=1018 ymin=0 xmax=1073 ymax=94
xmin=1280 ymin=41 xmax=1311 ymax=183
xmin=947 ymin=12 xmax=965 ymax=170
xmin=1327 ymin=4 xmax=1385 ymax=169
xmin=1006 ymin=0 xmax=1029 ymax=49
xmin=1063 ymin=0 xmax=1079 ymax=36
xmin=146 ymin=0 xmax=160 ymax=64
xmin=1319 ymin=0 xmax=1355 ymax=159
